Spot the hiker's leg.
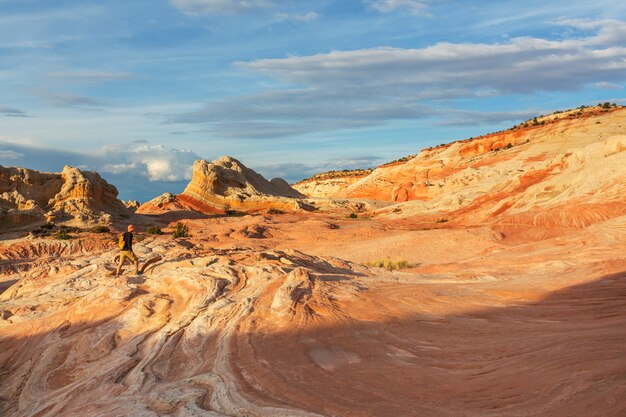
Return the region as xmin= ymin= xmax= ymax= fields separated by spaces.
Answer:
xmin=129 ymin=251 xmax=139 ymax=274
xmin=116 ymin=253 xmax=127 ymax=276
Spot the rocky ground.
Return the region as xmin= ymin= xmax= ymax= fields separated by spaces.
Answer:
xmin=1 ymin=209 xmax=625 ymax=417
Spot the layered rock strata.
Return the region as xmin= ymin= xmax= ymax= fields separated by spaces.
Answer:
xmin=139 ymin=156 xmax=309 ymax=214
xmin=0 ymin=165 xmax=130 ymax=229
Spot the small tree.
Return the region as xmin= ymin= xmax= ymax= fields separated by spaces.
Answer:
xmin=173 ymin=222 xmax=189 ymax=238
xmin=146 ymin=225 xmax=163 ymax=235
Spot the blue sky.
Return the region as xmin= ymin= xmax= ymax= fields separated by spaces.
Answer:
xmin=1 ymin=0 xmax=626 ymax=201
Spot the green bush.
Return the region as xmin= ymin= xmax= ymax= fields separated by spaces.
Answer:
xmin=53 ymin=231 xmax=72 ymax=240
xmin=172 ymin=222 xmax=189 ymax=238
xmin=367 ymin=259 xmax=411 ymax=270
xmin=146 ymin=225 xmax=164 ymax=235
xmin=91 ymin=225 xmax=110 ymax=233
xmin=347 ymin=213 xmax=358 ymax=219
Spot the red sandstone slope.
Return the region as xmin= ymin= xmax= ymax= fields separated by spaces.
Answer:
xmin=296 ymin=106 xmax=626 ymax=229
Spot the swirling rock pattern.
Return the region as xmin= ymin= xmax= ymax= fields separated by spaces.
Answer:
xmin=1 ymin=209 xmax=625 ymax=416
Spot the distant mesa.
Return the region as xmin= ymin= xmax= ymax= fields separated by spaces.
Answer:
xmin=138 ymin=156 xmax=309 ymax=215
xmin=0 ymin=165 xmax=130 ymax=229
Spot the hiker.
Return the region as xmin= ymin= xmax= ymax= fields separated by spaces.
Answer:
xmin=116 ymin=224 xmax=139 ymax=276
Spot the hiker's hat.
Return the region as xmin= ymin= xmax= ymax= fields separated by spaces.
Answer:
xmin=127 ymin=224 xmax=135 ymax=232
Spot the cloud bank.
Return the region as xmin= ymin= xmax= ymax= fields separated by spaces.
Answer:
xmin=170 ymin=19 xmax=626 ymax=138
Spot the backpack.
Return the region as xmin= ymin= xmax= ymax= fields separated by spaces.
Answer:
xmin=118 ymin=234 xmax=125 ymax=250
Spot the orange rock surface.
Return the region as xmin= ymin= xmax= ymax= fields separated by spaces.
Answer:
xmin=1 ymin=209 xmax=625 ymax=416
xmin=297 ymin=108 xmax=626 ymax=217
xmin=1 ymin=107 xmax=626 ymax=416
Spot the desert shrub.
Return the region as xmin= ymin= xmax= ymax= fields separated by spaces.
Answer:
xmin=347 ymin=213 xmax=358 ymax=219
xmin=602 ymin=102 xmax=611 ymax=109
xmin=172 ymin=222 xmax=189 ymax=238
xmin=41 ymin=223 xmax=55 ymax=230
xmin=267 ymin=208 xmax=285 ymax=215
xmin=53 ymin=230 xmax=71 ymax=240
xmin=436 ymin=218 xmax=449 ymax=223
xmin=146 ymin=225 xmax=164 ymax=235
xmin=91 ymin=225 xmax=110 ymax=233
xmin=367 ymin=259 xmax=411 ymax=270
xmin=58 ymin=225 xmax=81 ymax=234
xmin=506 ymin=143 xmax=513 ymax=149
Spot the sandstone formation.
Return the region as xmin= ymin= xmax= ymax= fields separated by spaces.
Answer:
xmin=123 ymin=200 xmax=140 ymax=212
xmin=1 ymin=206 xmax=625 ymax=416
xmin=2 ymin=105 xmax=626 ymax=417
xmin=296 ymin=106 xmax=626 ymax=229
xmin=138 ymin=157 xmax=310 ymax=215
xmin=0 ymin=165 xmax=130 ymax=229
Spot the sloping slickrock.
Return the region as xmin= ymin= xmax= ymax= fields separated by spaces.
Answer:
xmin=1 ymin=213 xmax=625 ymax=416
xmin=341 ymin=107 xmax=626 ymax=229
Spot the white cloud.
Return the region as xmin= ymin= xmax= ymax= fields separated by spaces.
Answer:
xmin=364 ymin=0 xmax=427 ymax=15
xmin=594 ymin=81 xmax=622 ymax=89
xmin=100 ymin=143 xmax=200 ymax=181
xmin=101 ymin=162 xmax=138 ymax=175
xmin=0 ymin=150 xmax=24 ymax=160
xmin=170 ymin=0 xmax=272 ymax=15
xmin=275 ymin=12 xmax=319 ymax=23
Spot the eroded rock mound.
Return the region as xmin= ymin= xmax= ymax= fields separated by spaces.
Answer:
xmin=139 ymin=156 xmax=309 ymax=214
xmin=0 ymin=165 xmax=130 ymax=229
